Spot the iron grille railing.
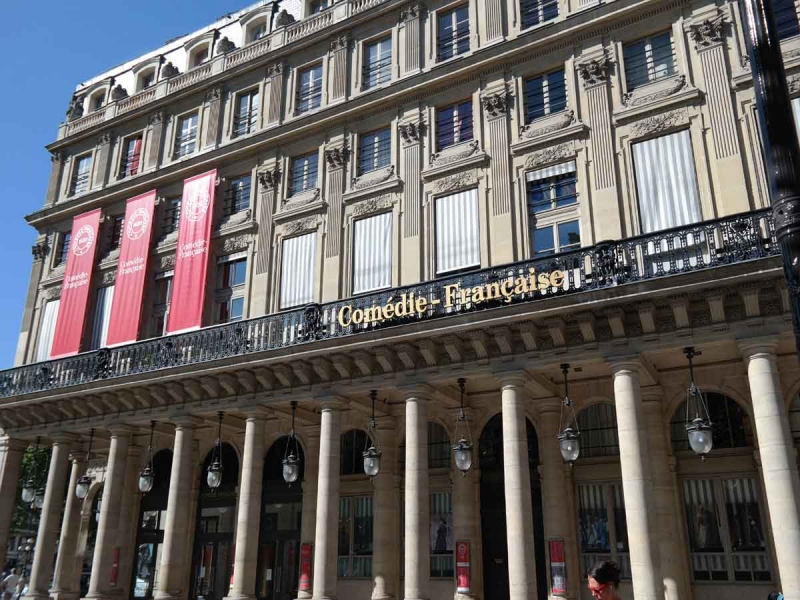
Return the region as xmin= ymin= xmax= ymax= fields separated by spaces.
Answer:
xmin=290 ymin=155 xmax=319 ymax=195
xmin=233 ymin=109 xmax=258 ymax=137
xmin=623 ymin=32 xmax=676 ymax=91
xmin=437 ymin=27 xmax=470 ymax=61
xmin=70 ymin=171 xmax=91 ymax=196
xmin=223 ymin=179 xmax=252 ymax=216
xmin=0 ymin=209 xmax=779 ymax=399
xmin=520 ymin=0 xmax=559 ymax=29
xmin=774 ymin=0 xmax=800 ymax=40
xmin=362 ymin=54 xmax=393 ymax=89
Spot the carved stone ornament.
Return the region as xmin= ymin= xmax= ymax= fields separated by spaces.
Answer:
xmin=400 ymin=2 xmax=425 ymax=21
xmin=258 ymin=168 xmax=282 ymax=191
xmin=99 ymin=131 xmax=113 ymax=145
xmin=66 ymin=96 xmax=84 ymax=121
xmin=284 ymin=187 xmax=321 ymax=209
xmin=689 ymin=15 xmax=725 ymax=48
xmin=481 ymin=90 xmax=512 ymax=119
xmin=216 ymin=36 xmax=236 ymax=54
xmin=524 ymin=143 xmax=574 ymax=169
xmin=267 ymin=62 xmax=285 ymax=78
xmin=398 ymin=121 xmax=425 ymax=145
xmin=330 ymin=33 xmax=353 ymax=52
xmin=149 ymin=111 xmax=165 ymax=125
xmin=352 ymin=195 xmax=395 ymax=216
xmin=41 ymin=286 xmax=61 ymax=301
xmin=352 ymin=165 xmax=396 ymax=190
xmin=158 ymin=254 xmax=176 ymax=270
xmin=789 ymin=73 xmax=800 ymax=95
xmin=519 ymin=110 xmax=576 ymax=139
xmin=220 ymin=208 xmax=253 ymax=229
xmin=111 ymin=84 xmax=129 ymax=102
xmin=161 ymin=62 xmax=180 ymax=79
xmin=206 ymin=86 xmax=223 ymax=102
xmin=50 ymin=151 xmax=65 ymax=164
xmin=325 ymin=144 xmax=350 ymax=169
xmin=433 ymin=169 xmax=480 ymax=193
xmin=577 ymin=54 xmax=613 ymax=87
xmin=100 ymin=270 xmax=117 ymax=286
xmin=631 ymin=108 xmax=689 ymax=137
xmin=221 ymin=234 xmax=251 ymax=253
xmin=280 ymin=216 xmax=320 ymax=236
xmin=622 ymin=75 xmax=686 ymax=107
xmin=430 ymin=139 xmax=481 ymax=167
xmin=31 ymin=242 xmax=48 ymax=261
xmin=274 ymin=9 xmax=296 ymax=27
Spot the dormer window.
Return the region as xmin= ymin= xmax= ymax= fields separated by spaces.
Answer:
xmin=138 ymin=69 xmax=156 ymax=91
xmin=191 ymin=47 xmax=209 ymax=68
xmin=90 ymin=91 xmax=106 ymax=112
xmin=310 ymin=0 xmax=329 ymax=13
xmin=250 ymin=20 xmax=268 ymax=42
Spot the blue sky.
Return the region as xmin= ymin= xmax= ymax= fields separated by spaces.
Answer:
xmin=0 ymin=1 xmax=248 ymax=368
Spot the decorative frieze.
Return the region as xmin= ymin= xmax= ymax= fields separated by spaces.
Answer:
xmin=221 ymin=234 xmax=252 ymax=254
xmin=329 ymin=32 xmax=353 ymax=52
xmin=577 ymin=54 xmax=613 ymax=88
xmin=258 ymin=167 xmax=282 ymax=192
xmin=400 ymin=2 xmax=425 ymax=22
xmin=41 ymin=286 xmax=61 ymax=301
xmin=523 ymin=142 xmax=575 ymax=169
xmin=352 ymin=195 xmax=395 ymax=217
xmin=432 ymin=169 xmax=480 ymax=193
xmin=519 ymin=110 xmax=575 ymax=139
xmin=430 ymin=139 xmax=481 ymax=167
xmin=481 ymin=89 xmax=513 ymax=119
xmin=352 ymin=165 xmax=396 ymax=190
xmin=205 ymin=86 xmax=223 ymax=102
xmin=279 ymin=215 xmax=321 ymax=237
xmin=283 ymin=188 xmax=322 ymax=210
xmin=157 ymin=254 xmax=176 ymax=271
xmin=398 ymin=121 xmax=424 ymax=146
xmin=630 ymin=108 xmax=689 ymax=138
xmin=100 ymin=270 xmax=116 ymax=286
xmin=31 ymin=242 xmax=48 ymax=261
xmin=689 ymin=15 xmax=725 ymax=49
xmin=149 ymin=111 xmax=164 ymax=125
xmin=622 ymin=76 xmax=686 ymax=108
xmin=325 ymin=143 xmax=350 ymax=169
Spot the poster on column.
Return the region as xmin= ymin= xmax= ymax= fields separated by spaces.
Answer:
xmin=105 ymin=190 xmax=156 ymax=346
xmin=456 ymin=541 xmax=470 ymax=594
xmin=549 ymin=539 xmax=567 ymax=595
xmin=50 ymin=208 xmax=102 ymax=358
xmin=298 ymin=543 xmax=312 ymax=591
xmin=166 ymin=169 xmax=217 ymax=334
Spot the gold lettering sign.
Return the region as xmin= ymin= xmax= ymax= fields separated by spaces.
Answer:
xmin=337 ymin=267 xmax=566 ymax=327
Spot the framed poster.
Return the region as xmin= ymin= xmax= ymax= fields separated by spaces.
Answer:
xmin=549 ymin=539 xmax=567 ymax=595
xmin=299 ymin=543 xmax=313 ymax=591
xmin=456 ymin=540 xmax=470 ymax=594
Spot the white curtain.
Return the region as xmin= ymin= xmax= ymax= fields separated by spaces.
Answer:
xmin=352 ymin=212 xmax=392 ymax=294
xmin=793 ymin=97 xmax=800 ymax=146
xmin=89 ymin=286 xmax=115 ymax=350
xmin=280 ymin=233 xmax=316 ymax=309
xmin=36 ymin=299 xmax=60 ymax=362
xmin=633 ymin=130 xmax=702 ymax=233
xmin=526 ymin=160 xmax=576 ymax=182
xmin=436 ymin=188 xmax=480 ymax=274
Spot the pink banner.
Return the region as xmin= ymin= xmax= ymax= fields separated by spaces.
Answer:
xmin=106 ymin=191 xmax=156 ymax=346
xmin=456 ymin=540 xmax=470 ymax=594
xmin=50 ymin=209 xmax=102 ymax=358
xmin=166 ymin=169 xmax=217 ymax=334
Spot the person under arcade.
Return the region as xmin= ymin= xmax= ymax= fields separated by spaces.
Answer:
xmin=586 ymin=560 xmax=621 ymax=600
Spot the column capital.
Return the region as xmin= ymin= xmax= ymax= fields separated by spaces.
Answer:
xmin=398 ymin=382 xmax=433 ymax=400
xmin=493 ymin=368 xmax=526 ymax=387
xmin=50 ymin=432 xmax=79 ymax=445
xmin=243 ymin=406 xmax=273 ymax=421
xmin=0 ymin=436 xmax=28 ymax=452
xmin=607 ymin=355 xmax=643 ymax=375
xmin=319 ymin=399 xmax=346 ymax=411
xmin=170 ymin=415 xmax=205 ymax=429
xmin=737 ymin=336 xmax=779 ymax=360
xmin=108 ymin=425 xmax=136 ymax=437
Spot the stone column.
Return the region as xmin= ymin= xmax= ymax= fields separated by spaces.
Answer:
xmin=15 ymin=240 xmax=49 ymax=366
xmin=51 ymin=454 xmax=86 ymax=600
xmin=399 ymin=116 xmax=424 ymax=285
xmin=28 ymin=436 xmax=73 ymax=600
xmin=312 ymin=403 xmax=342 ymax=600
xmin=610 ymin=360 xmax=663 ymax=600
xmin=86 ymin=428 xmax=132 ymax=600
xmin=739 ymin=339 xmax=800 ymax=600
xmin=499 ymin=377 xmax=537 ymax=600
xmin=155 ymin=420 xmax=197 ymax=600
xmin=372 ymin=418 xmax=398 ymax=600
xmin=144 ymin=111 xmax=165 ymax=171
xmin=91 ymin=132 xmax=113 ymax=191
xmin=116 ymin=445 xmax=144 ymax=600
xmin=328 ymin=33 xmax=351 ymax=104
xmin=451 ymin=411 xmax=479 ymax=600
xmin=226 ymin=413 xmax=267 ymax=600
xmin=0 ymin=437 xmax=25 ymax=569
xmin=404 ymin=393 xmax=429 ymax=600
xmin=297 ymin=427 xmax=320 ymax=600
xmin=321 ymin=141 xmax=348 ymax=302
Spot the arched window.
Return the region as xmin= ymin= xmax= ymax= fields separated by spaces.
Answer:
xmin=88 ymin=90 xmax=106 ymax=112
xmin=340 ymin=429 xmax=371 ymax=476
xmin=790 ymin=394 xmax=800 ymax=445
xmin=189 ymin=45 xmax=210 ymax=68
xmin=264 ymin=436 xmax=305 ymax=482
xmin=247 ymin=18 xmax=269 ymax=42
xmin=478 ymin=414 xmax=539 ymax=470
xmin=576 ymin=403 xmax=620 ymax=458
xmin=137 ymin=68 xmax=156 ymax=91
xmin=670 ymin=392 xmax=753 ymax=452
xmin=399 ymin=422 xmax=452 ymax=469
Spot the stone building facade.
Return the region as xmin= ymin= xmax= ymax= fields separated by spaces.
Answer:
xmin=2 ymin=0 xmax=800 ymax=599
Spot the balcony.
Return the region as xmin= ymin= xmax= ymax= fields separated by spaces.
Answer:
xmin=0 ymin=209 xmax=780 ymax=400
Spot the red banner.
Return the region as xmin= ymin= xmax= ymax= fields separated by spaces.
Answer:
xmin=166 ymin=170 xmax=217 ymax=334
xmin=106 ymin=191 xmax=156 ymax=346
xmin=50 ymin=209 xmax=102 ymax=358
xmin=298 ymin=543 xmax=313 ymax=591
xmin=549 ymin=539 xmax=567 ymax=595
xmin=110 ymin=547 xmax=119 ymax=586
xmin=456 ymin=540 xmax=470 ymax=594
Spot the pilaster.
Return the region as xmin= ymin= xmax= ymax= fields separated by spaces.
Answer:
xmin=400 ymin=113 xmax=425 ymax=284
xmin=15 ymin=240 xmax=48 ymax=366
xmin=45 ymin=151 xmax=65 ymax=206
xmin=91 ymin=132 xmax=113 ymax=191
xmin=399 ymin=4 xmax=424 ymax=77
xmin=321 ymin=139 xmax=349 ymax=301
xmin=265 ymin=62 xmax=286 ymax=127
xmin=145 ymin=111 xmax=165 ymax=171
xmin=328 ymin=33 xmax=352 ymax=104
xmin=0 ymin=438 xmax=26 ymax=570
xmin=252 ymin=164 xmax=280 ymax=314
xmin=202 ymin=86 xmax=224 ymax=150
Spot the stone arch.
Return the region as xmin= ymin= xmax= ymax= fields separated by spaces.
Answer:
xmin=340 ymin=428 xmax=372 ymax=476
xmin=264 ymin=435 xmax=306 ymax=483
xmin=668 ymin=391 xmax=754 ymax=453
xmin=575 ymin=401 xmax=620 ymax=458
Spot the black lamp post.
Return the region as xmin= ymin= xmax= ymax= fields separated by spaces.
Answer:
xmin=740 ymin=0 xmax=800 ymax=352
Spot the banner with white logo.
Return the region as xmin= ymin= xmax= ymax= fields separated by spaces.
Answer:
xmin=50 ymin=208 xmax=102 ymax=358
xmin=166 ymin=170 xmax=217 ymax=334
xmin=106 ymin=190 xmax=156 ymax=346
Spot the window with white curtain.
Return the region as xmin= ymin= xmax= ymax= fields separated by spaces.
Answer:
xmin=280 ymin=233 xmax=316 ymax=309
xmin=352 ymin=212 xmax=392 ymax=294
xmin=632 ymin=130 xmax=702 ymax=233
xmin=89 ymin=285 xmax=115 ymax=350
xmin=435 ymin=188 xmax=480 ymax=275
xmin=36 ymin=299 xmax=60 ymax=362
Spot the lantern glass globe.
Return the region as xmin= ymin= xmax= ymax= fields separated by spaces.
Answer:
xmin=687 ymin=419 xmax=713 ymax=456
xmin=21 ymin=480 xmax=36 ymax=504
xmin=138 ymin=466 xmax=155 ymax=493
xmin=453 ymin=439 xmax=473 ymax=474
xmin=558 ymin=427 xmax=580 ymax=463
xmin=363 ymin=447 xmax=381 ymax=477
xmin=206 ymin=461 xmax=223 ymax=489
xmin=282 ymin=454 xmax=299 ymax=484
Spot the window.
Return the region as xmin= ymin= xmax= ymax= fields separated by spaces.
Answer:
xmin=623 ymin=32 xmax=676 ymax=91
xmin=35 ymin=300 xmax=60 ymax=362
xmin=71 ymin=155 xmax=93 ymax=196
xmin=337 ymin=496 xmax=373 ymax=577
xmin=437 ymin=5 xmax=470 ymax=61
xmin=224 ymin=176 xmax=251 ymax=216
xmin=310 ymin=0 xmax=329 ymax=13
xmin=280 ymin=233 xmax=316 ymax=308
xmin=174 ymin=114 xmax=198 ymax=158
xmin=250 ymin=20 xmax=268 ymax=42
xmin=140 ymin=70 xmax=155 ymax=90
xmin=352 ymin=212 xmax=392 ymax=294
xmin=576 ymin=482 xmax=631 ymax=579
xmin=436 ymin=100 xmax=473 ymax=150
xmin=526 ymin=160 xmax=577 ymax=213
xmin=109 ymin=215 xmax=124 ymax=251
xmin=363 ymin=38 xmax=392 ymax=89
xmin=682 ymin=478 xmax=770 ymax=582
xmin=55 ymin=232 xmax=72 ymax=266
xmin=520 ymin=0 xmax=559 ymax=29
xmin=533 ymin=220 xmax=580 ymax=255
xmin=358 ymin=129 xmax=391 ymax=175
xmin=435 ymin=189 xmax=480 ymax=275
xmin=670 ymin=393 xmax=752 ymax=452
xmin=191 ymin=47 xmax=209 ymax=67
xmin=290 ymin=152 xmax=319 ymax=196
xmin=576 ymin=404 xmax=619 ymax=458
xmin=297 ymin=65 xmax=323 ymax=114
xmin=430 ymin=491 xmax=454 ymax=577
xmin=216 ymin=258 xmax=247 ymax=323
xmin=524 ymin=69 xmax=567 ymax=123
xmin=89 ymin=286 xmax=115 ymax=350
xmin=775 ymin=0 xmax=800 ymax=39
xmin=120 ymin=136 xmax=142 ymax=179
xmin=162 ymin=197 xmax=181 ymax=237
xmin=340 ymin=429 xmax=371 ymax=475
xmin=234 ymin=90 xmax=259 ymax=137
xmin=91 ymin=92 xmax=105 ymax=112
xmin=150 ymin=273 xmax=173 ymax=337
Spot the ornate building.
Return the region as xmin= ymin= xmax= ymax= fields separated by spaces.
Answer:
xmin=1 ymin=0 xmax=800 ymax=599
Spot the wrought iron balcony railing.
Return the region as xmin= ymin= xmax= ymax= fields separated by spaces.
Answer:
xmin=0 ymin=209 xmax=779 ymax=399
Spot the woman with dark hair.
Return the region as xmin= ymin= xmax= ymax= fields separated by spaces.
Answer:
xmin=586 ymin=560 xmax=621 ymax=600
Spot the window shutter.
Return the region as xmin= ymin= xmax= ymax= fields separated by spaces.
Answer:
xmin=352 ymin=213 xmax=392 ymax=293
xmin=36 ymin=300 xmax=60 ymax=362
xmin=435 ymin=189 xmax=480 ymax=274
xmin=280 ymin=233 xmax=317 ymax=309
xmin=633 ymin=130 xmax=702 ymax=233
xmin=89 ymin=286 xmax=115 ymax=350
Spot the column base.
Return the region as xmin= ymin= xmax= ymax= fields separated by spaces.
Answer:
xmin=223 ymin=595 xmax=256 ymax=600
xmin=26 ymin=593 xmax=55 ymax=600
xmin=51 ymin=592 xmax=80 ymax=600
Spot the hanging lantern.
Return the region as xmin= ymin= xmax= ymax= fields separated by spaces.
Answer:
xmin=683 ymin=347 xmax=713 ymax=458
xmin=21 ymin=479 xmax=36 ymax=504
xmin=33 ymin=488 xmax=45 ymax=510
xmin=94 ymin=494 xmax=103 ymax=523
xmin=283 ymin=401 xmax=301 ymax=484
xmin=138 ymin=421 xmax=157 ymax=493
xmin=557 ymin=364 xmax=581 ymax=463
xmin=363 ymin=390 xmax=382 ymax=478
xmin=452 ymin=378 xmax=473 ymax=475
xmin=207 ymin=412 xmax=225 ymax=489
xmin=76 ymin=429 xmax=95 ymax=499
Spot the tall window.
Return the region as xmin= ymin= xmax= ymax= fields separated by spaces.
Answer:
xmin=521 ymin=0 xmax=558 ymax=28
xmin=174 ymin=113 xmax=198 ymax=158
xmin=435 ymin=189 xmax=480 ymax=275
xmin=524 ymin=69 xmax=567 ymax=123
xmin=340 ymin=429 xmax=371 ymax=475
xmin=109 ymin=215 xmax=125 ymax=251
xmin=215 ymin=257 xmax=247 ymax=323
xmin=120 ymin=136 xmax=143 ymax=178
xmin=191 ymin=47 xmax=209 ymax=67
xmin=337 ymin=496 xmax=373 ymax=577
xmin=532 ymin=220 xmax=580 ymax=255
xmin=775 ymin=0 xmax=800 ymax=39
xmin=71 ymin=154 xmax=93 ymax=196
xmin=430 ymin=491 xmax=454 ymax=577
xmin=670 ymin=393 xmax=752 ymax=452
xmin=436 ymin=100 xmax=473 ymax=150
xmin=297 ymin=65 xmax=323 ymax=114
xmin=682 ymin=478 xmax=770 ymax=582
xmin=290 ymin=152 xmax=319 ymax=196
xmin=162 ymin=197 xmax=181 ymax=238
xmin=363 ymin=38 xmax=392 ymax=89
xmin=526 ymin=161 xmax=577 ymax=213
xmin=55 ymin=232 xmax=72 ymax=266
xmin=150 ymin=273 xmax=172 ymax=338
xmin=224 ymin=176 xmax=251 ymax=216
xmin=576 ymin=404 xmax=620 ymax=458
xmin=36 ymin=300 xmax=60 ymax=362
xmin=437 ymin=5 xmax=470 ymax=61
xmin=89 ymin=286 xmax=115 ymax=350
xmin=623 ymin=32 xmax=676 ymax=91
xmin=576 ymin=482 xmax=631 ymax=579
xmin=280 ymin=233 xmax=316 ymax=308
xmin=352 ymin=212 xmax=392 ymax=294
xmin=234 ymin=90 xmax=259 ymax=137
xmin=358 ymin=129 xmax=392 ymax=175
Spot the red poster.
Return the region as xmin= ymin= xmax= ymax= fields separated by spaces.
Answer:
xmin=106 ymin=190 xmax=156 ymax=346
xmin=298 ymin=543 xmax=313 ymax=591
xmin=456 ymin=540 xmax=470 ymax=593
xmin=50 ymin=209 xmax=102 ymax=358
xmin=549 ymin=539 xmax=567 ymax=595
xmin=166 ymin=169 xmax=217 ymax=334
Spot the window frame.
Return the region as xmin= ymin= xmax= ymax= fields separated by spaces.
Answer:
xmin=435 ymin=99 xmax=474 ymax=151
xmin=161 ymin=197 xmax=182 ymax=238
xmin=233 ymin=88 xmax=260 ymax=137
xmin=223 ymin=175 xmax=252 ymax=216
xmin=108 ymin=215 xmax=125 ymax=252
xmin=622 ymin=31 xmax=677 ymax=92
xmin=575 ymin=481 xmax=632 ymax=580
xmin=173 ymin=112 xmax=199 ymax=159
xmin=70 ymin=153 xmax=94 ymax=196
xmin=54 ymin=232 xmax=72 ymax=268
xmin=362 ymin=36 xmax=393 ymax=90
xmin=523 ymin=68 xmax=567 ymax=124
xmin=520 ymin=0 xmax=559 ymax=29
xmin=337 ymin=495 xmax=374 ymax=578
xmin=436 ymin=4 xmax=470 ymax=62
xmin=289 ymin=152 xmax=320 ymax=196
xmin=150 ymin=271 xmax=173 ymax=338
xmin=215 ymin=255 xmax=248 ymax=324
xmin=351 ymin=211 xmax=393 ymax=295
xmin=119 ymin=134 xmax=144 ymax=179
xmin=357 ymin=128 xmax=392 ymax=175
xmin=296 ymin=63 xmax=324 ymax=115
